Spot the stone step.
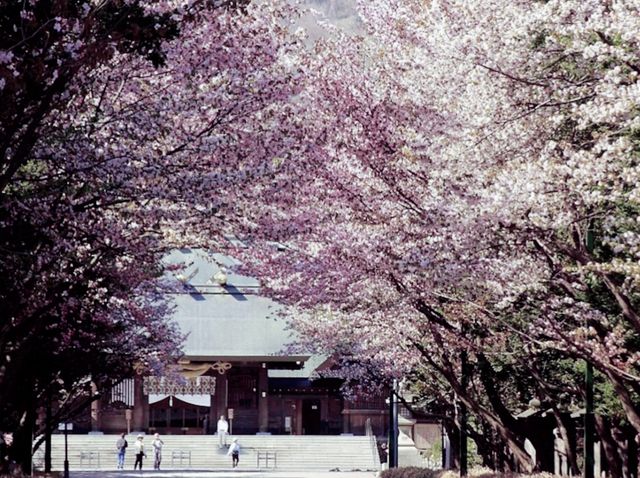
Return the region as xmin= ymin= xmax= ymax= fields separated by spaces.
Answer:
xmin=34 ymin=434 xmax=380 ymax=472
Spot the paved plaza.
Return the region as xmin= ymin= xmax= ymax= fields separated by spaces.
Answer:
xmin=69 ymin=471 xmax=379 ymax=478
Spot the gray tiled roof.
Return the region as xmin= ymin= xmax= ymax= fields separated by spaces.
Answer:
xmin=268 ymin=355 xmax=329 ymax=379
xmin=164 ymin=248 xmax=308 ymax=363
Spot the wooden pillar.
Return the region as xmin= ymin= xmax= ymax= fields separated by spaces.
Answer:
xmin=215 ymin=373 xmax=228 ymax=421
xmin=343 ymin=401 xmax=350 ymax=434
xmin=206 ymin=391 xmax=216 ymax=434
xmin=296 ymin=399 xmax=303 ymax=435
xmin=132 ymin=375 xmax=148 ymax=432
xmin=258 ymin=364 xmax=269 ymax=432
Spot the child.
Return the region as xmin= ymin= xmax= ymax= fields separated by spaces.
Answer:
xmin=227 ymin=438 xmax=240 ymax=468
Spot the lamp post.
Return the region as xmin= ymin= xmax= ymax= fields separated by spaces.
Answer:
xmin=45 ymin=393 xmax=52 ymax=472
xmin=584 ymin=363 xmax=594 ymax=478
xmin=584 ymin=228 xmax=595 ymax=478
xmin=388 ymin=379 xmax=399 ymax=468
xmin=57 ymin=421 xmax=73 ymax=478
xmin=63 ymin=423 xmax=69 ymax=478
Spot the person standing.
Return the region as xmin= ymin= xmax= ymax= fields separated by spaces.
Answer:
xmin=227 ymin=438 xmax=240 ymax=468
xmin=217 ymin=415 xmax=229 ymax=448
xmin=133 ymin=434 xmax=145 ymax=470
xmin=151 ymin=433 xmax=164 ymax=470
xmin=115 ymin=433 xmax=128 ymax=469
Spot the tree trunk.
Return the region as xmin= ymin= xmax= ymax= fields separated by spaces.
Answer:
xmin=595 ymin=415 xmax=624 ymax=478
xmin=451 ymin=376 xmax=533 ymax=471
xmin=444 ymin=417 xmax=461 ymax=470
xmin=605 ymin=370 xmax=640 ymax=434
xmin=627 ymin=425 xmax=639 ymax=478
xmin=476 ymin=354 xmax=523 ymax=434
xmin=466 ymin=422 xmax=494 ymax=468
xmin=418 ymin=328 xmax=534 ymax=472
xmin=13 ymin=405 xmax=36 ymax=475
xmin=552 ymin=408 xmax=580 ymax=475
xmin=617 ymin=424 xmax=638 ymax=478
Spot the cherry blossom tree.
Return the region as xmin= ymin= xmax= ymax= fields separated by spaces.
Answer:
xmin=234 ymin=0 xmax=640 ymax=471
xmin=3 ymin=0 xmax=639 ymax=472
xmin=1 ymin=0 xmax=305 ymax=470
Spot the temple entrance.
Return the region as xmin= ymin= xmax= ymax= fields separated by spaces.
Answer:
xmin=149 ymin=395 xmax=210 ymax=434
xmin=144 ymin=375 xmax=216 ymax=435
xmin=302 ymin=399 xmax=322 ymax=435
xmin=227 ymin=372 xmax=259 ymax=434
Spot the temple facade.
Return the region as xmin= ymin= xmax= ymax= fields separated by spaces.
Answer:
xmin=87 ymin=248 xmax=388 ymax=437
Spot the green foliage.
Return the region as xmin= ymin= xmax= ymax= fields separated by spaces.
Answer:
xmin=594 ymin=375 xmax=640 ymax=419
xmin=530 ymin=30 xmax=549 ymax=50
xmin=423 ymin=440 xmax=442 ymax=465
xmin=466 ymin=437 xmax=483 ymax=468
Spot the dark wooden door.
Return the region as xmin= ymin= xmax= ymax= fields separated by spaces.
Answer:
xmin=302 ymin=399 xmax=322 ymax=435
xmin=228 ymin=373 xmax=258 ymax=433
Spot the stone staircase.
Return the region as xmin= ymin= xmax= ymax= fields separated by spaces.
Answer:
xmin=33 ymin=434 xmax=380 ymax=472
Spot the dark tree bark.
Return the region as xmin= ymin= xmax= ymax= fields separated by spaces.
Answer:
xmin=552 ymin=408 xmax=580 ymax=475
xmin=595 ymin=415 xmax=624 ymax=478
xmin=12 ymin=400 xmax=36 ymax=475
xmin=443 ymin=417 xmax=461 ymax=470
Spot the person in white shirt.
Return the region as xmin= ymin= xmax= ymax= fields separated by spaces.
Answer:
xmin=217 ymin=415 xmax=229 ymax=448
xmin=227 ymin=438 xmax=240 ymax=468
xmin=133 ymin=435 xmax=145 ymax=470
xmin=151 ymin=433 xmax=164 ymax=470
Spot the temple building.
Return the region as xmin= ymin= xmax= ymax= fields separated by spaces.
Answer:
xmin=89 ymin=248 xmax=388 ymax=436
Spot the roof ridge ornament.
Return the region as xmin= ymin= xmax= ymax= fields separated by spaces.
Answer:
xmin=212 ymin=269 xmax=228 ymax=286
xmin=211 ymin=361 xmax=233 ymax=374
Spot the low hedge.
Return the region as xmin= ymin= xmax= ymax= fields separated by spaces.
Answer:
xmin=380 ymin=467 xmax=441 ymax=478
xmin=380 ymin=468 xmax=556 ymax=478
